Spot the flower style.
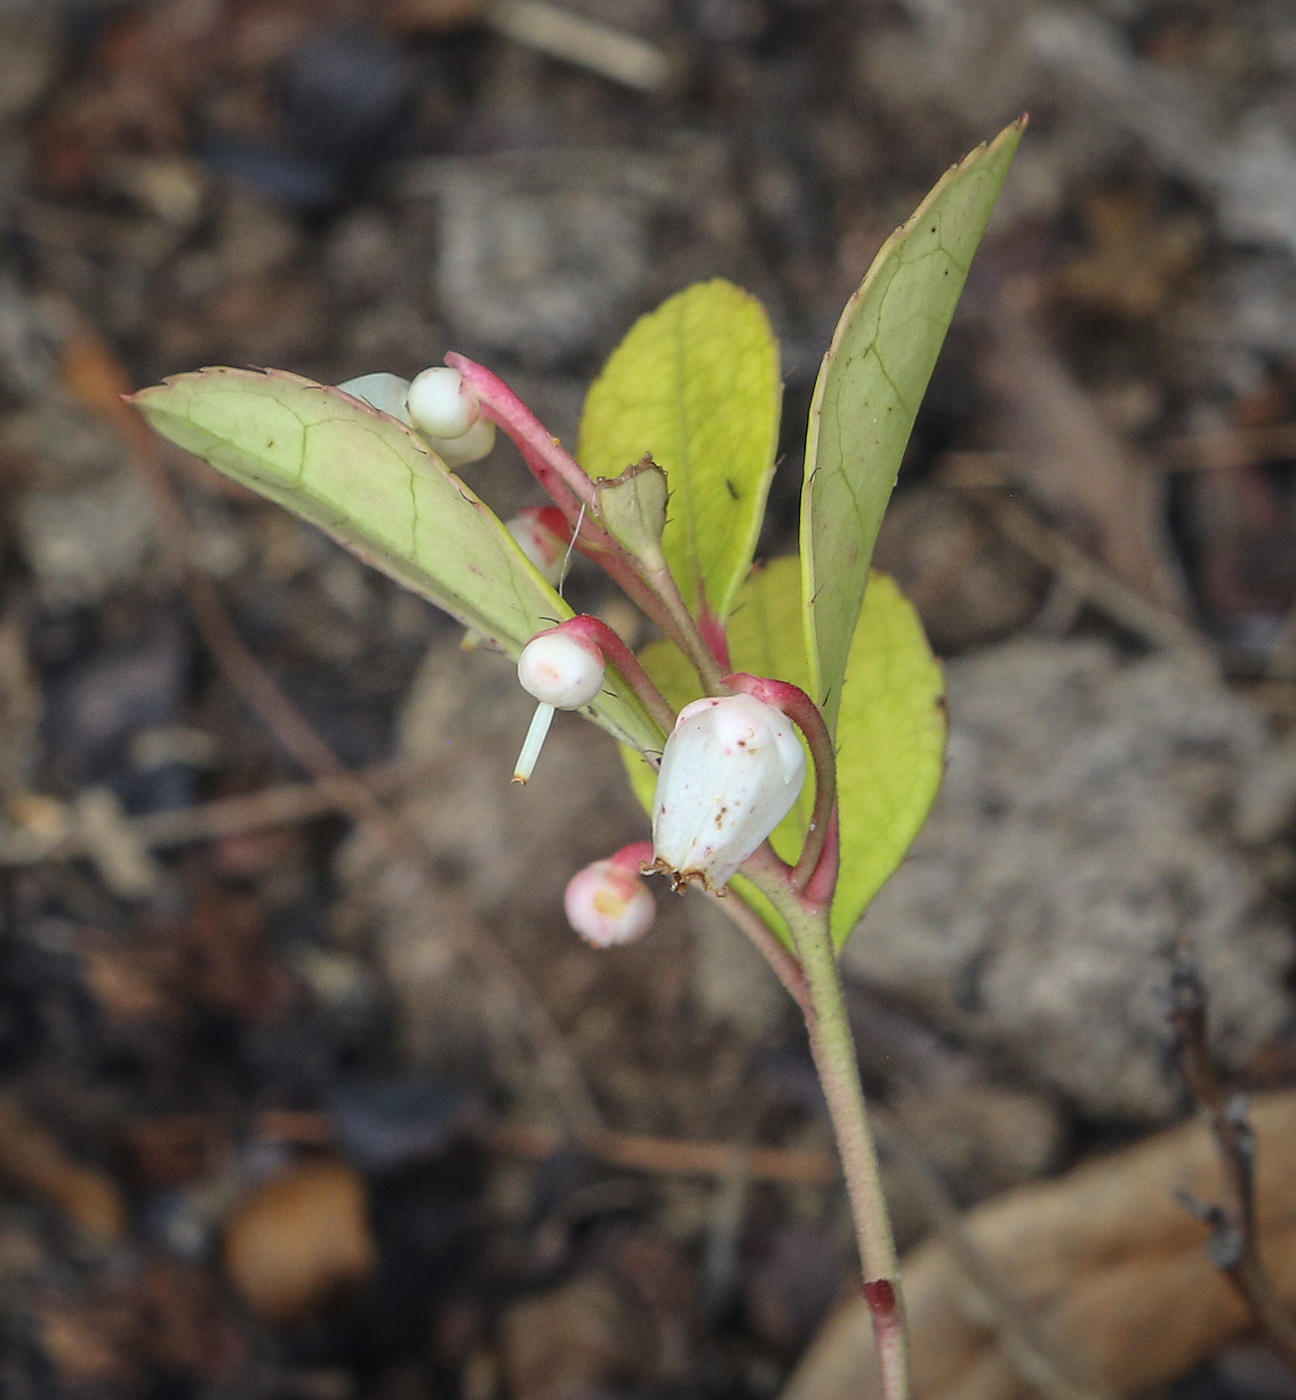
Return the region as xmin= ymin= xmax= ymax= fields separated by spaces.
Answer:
xmin=512 ymin=627 xmax=608 ymax=784
xmin=650 ymin=692 xmax=806 ymax=891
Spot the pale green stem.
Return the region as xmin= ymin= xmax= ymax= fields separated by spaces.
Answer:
xmin=741 ymin=863 xmax=910 ymax=1400
xmin=642 ymin=560 xmax=726 ymax=694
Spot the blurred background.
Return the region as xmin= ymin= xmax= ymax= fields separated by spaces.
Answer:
xmin=5 ymin=1 xmax=1296 ymax=1398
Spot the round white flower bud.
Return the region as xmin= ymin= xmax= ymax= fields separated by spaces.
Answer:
xmin=407 ymin=367 xmax=480 ymax=441
xmin=564 ymin=859 xmax=655 ymax=947
xmin=338 ymin=373 xmax=412 ymax=425
xmin=652 ymin=693 xmax=806 ymax=890
xmin=517 ymin=631 xmax=605 ymax=710
xmin=423 ymin=416 xmax=496 ymax=469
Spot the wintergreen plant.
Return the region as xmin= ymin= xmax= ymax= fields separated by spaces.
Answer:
xmin=134 ymin=119 xmax=1024 ymax=1400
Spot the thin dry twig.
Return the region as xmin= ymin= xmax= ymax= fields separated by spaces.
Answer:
xmin=60 ymin=327 xmax=603 ymax=1141
xmin=875 ymin=1112 xmax=1114 ymax=1400
xmin=1170 ymin=951 xmax=1296 ymax=1376
xmin=942 ymin=422 xmax=1296 ymax=482
xmin=956 ymin=485 xmax=1214 ymax=663
xmin=251 ymin=1108 xmax=838 ymax=1183
xmin=0 ymin=757 xmax=443 ymax=867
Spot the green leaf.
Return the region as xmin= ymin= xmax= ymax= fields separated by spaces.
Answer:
xmin=579 ymin=279 xmax=781 ymax=621
xmin=625 ymin=556 xmax=945 ymax=949
xmin=133 ymin=367 xmax=663 ymax=756
xmin=802 ymin=118 xmax=1024 ymax=732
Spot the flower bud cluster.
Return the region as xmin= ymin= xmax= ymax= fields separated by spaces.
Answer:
xmin=337 ymin=367 xmax=495 ymax=467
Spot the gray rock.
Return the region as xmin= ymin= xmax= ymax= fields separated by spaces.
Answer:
xmin=17 ymin=473 xmax=156 ymax=606
xmin=842 ymin=638 xmax=1294 ymax=1122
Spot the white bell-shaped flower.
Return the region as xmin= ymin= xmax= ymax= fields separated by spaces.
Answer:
xmin=517 ymin=631 xmax=605 ymax=710
xmin=422 ymin=416 xmax=496 ymax=468
xmin=564 ymin=858 xmax=655 ymax=947
xmin=652 ymin=693 xmax=806 ymax=890
xmin=338 ymin=369 xmax=495 ymax=466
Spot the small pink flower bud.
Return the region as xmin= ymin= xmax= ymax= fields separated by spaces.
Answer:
xmin=564 ymin=858 xmax=655 ymax=947
xmin=651 ymin=693 xmax=806 ymax=891
xmin=517 ymin=631 xmax=605 ymax=710
xmin=506 ymin=507 xmax=570 ymax=586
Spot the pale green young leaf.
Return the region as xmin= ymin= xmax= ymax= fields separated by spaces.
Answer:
xmin=579 ymin=279 xmax=781 ymax=621
xmin=624 ymin=556 xmax=945 ymax=949
xmin=133 ymin=367 xmax=663 ymax=756
xmin=802 ymin=118 xmax=1024 ymax=732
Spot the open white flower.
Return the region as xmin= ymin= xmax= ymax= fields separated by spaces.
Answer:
xmin=651 ymin=693 xmax=806 ymax=890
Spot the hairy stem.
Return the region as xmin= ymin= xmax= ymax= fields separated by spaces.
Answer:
xmin=708 ymin=884 xmax=810 ymax=1015
xmin=643 ymin=561 xmax=726 ymax=693
xmin=740 ymin=857 xmax=909 ymax=1400
xmin=794 ymin=906 xmax=907 ymax=1400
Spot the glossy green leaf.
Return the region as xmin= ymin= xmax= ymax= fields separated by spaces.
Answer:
xmin=802 ymin=118 xmax=1024 ymax=732
xmin=625 ymin=556 xmax=945 ymax=949
xmin=579 ymin=279 xmax=781 ymax=621
xmin=133 ymin=367 xmax=663 ymax=756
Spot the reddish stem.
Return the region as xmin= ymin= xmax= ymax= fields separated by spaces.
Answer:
xmin=723 ymin=673 xmax=839 ymax=899
xmin=861 ymin=1279 xmax=908 ymax=1400
xmin=611 ymin=840 xmax=655 ymax=872
xmin=800 ymin=809 xmax=840 ymax=908
xmin=449 ymin=353 xmax=595 ymax=513
xmin=450 ymin=355 xmax=704 ymax=660
xmin=550 ymin=616 xmax=676 ymax=738
xmin=697 ymin=600 xmax=731 ymax=672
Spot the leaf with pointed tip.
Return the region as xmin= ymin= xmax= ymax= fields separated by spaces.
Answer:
xmin=132 ymin=367 xmax=663 ymax=755
xmin=624 ymin=556 xmax=945 ymax=950
xmin=579 ymin=279 xmax=781 ymax=621
xmin=802 ymin=118 xmax=1024 ymax=732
